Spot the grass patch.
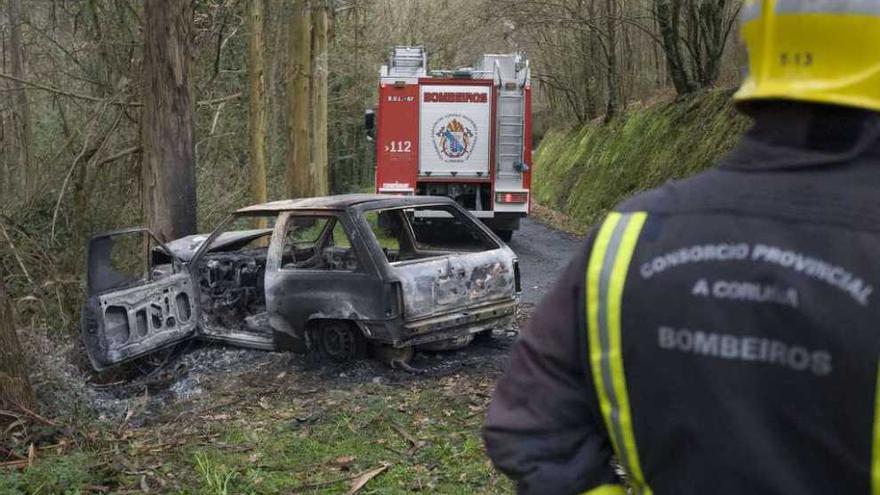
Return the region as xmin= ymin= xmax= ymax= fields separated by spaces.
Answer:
xmin=534 ymin=90 xmax=750 ymax=230
xmin=3 ymin=374 xmax=512 ymax=494
xmin=0 ymin=452 xmax=112 ymax=495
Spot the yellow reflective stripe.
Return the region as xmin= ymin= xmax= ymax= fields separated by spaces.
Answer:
xmin=582 ymin=484 xmax=627 ymax=495
xmin=587 ymin=212 xmax=651 ymax=494
xmin=872 ymin=361 xmax=880 ymax=494
xmin=587 ymin=212 xmax=620 ymax=462
xmin=610 ymin=213 xmax=649 ymax=488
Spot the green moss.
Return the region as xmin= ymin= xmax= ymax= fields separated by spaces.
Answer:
xmin=533 ymin=90 xmax=750 ymax=230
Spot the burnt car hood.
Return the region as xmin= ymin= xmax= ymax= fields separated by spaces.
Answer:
xmin=164 ymin=228 xmax=274 ymax=261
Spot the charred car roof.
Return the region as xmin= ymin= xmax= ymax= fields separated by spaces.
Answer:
xmin=235 ymin=194 xmax=457 ymax=214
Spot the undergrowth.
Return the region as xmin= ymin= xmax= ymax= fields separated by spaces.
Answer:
xmin=0 ymin=374 xmax=512 ymax=494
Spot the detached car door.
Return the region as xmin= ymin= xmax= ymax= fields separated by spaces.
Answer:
xmin=81 ymin=228 xmax=198 ymax=371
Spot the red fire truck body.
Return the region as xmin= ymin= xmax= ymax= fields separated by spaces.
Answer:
xmin=373 ymin=47 xmax=532 ymax=240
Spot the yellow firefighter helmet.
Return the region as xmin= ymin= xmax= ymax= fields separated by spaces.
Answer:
xmin=735 ymin=0 xmax=880 ymax=112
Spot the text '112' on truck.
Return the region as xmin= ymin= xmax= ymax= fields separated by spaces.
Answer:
xmin=365 ymin=46 xmax=532 ymax=242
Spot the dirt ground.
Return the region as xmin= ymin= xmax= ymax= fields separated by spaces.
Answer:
xmin=1 ymin=219 xmax=584 ymax=494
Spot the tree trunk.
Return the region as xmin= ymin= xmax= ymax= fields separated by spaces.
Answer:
xmin=0 ymin=277 xmax=35 ymax=419
xmin=311 ymin=2 xmax=329 ymax=196
xmin=141 ymin=0 xmax=198 ymax=242
xmin=287 ymin=0 xmax=312 ymax=199
xmin=694 ymin=0 xmax=738 ymax=88
xmin=655 ymin=0 xmax=696 ymax=96
xmin=248 ymin=0 xmax=268 ymax=210
xmin=6 ymin=0 xmax=31 ymax=200
xmin=604 ymin=0 xmax=620 ymax=122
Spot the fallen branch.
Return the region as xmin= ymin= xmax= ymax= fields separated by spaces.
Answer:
xmin=287 ymin=463 xmax=391 ymax=494
xmin=390 ymin=423 xmax=417 ymax=446
xmin=7 ymin=400 xmax=57 ymax=427
xmin=0 ymin=459 xmax=28 ymax=470
xmin=346 ymin=463 xmax=390 ymax=495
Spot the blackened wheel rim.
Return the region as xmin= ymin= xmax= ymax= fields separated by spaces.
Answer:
xmin=320 ymin=321 xmax=363 ymax=362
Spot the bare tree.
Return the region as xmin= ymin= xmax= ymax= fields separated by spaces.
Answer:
xmin=604 ymin=0 xmax=621 ymax=121
xmin=494 ymin=0 xmax=627 ymax=122
xmin=141 ymin=0 xmax=198 ymax=241
xmin=6 ymin=0 xmax=31 ymax=199
xmin=288 ymin=0 xmax=312 ymax=199
xmin=311 ymin=1 xmax=330 ymax=196
xmin=248 ymin=0 xmax=268 ymax=209
xmin=654 ymin=0 xmax=741 ymax=95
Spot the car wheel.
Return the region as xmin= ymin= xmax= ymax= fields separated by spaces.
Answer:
xmin=317 ymin=320 xmax=366 ymax=362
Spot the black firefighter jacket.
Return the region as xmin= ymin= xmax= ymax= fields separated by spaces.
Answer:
xmin=484 ymin=104 xmax=880 ymax=495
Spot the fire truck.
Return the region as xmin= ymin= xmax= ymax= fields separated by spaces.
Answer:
xmin=367 ymin=46 xmax=532 ymax=241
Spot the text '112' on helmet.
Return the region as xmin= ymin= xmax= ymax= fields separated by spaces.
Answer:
xmin=735 ymin=0 xmax=880 ymax=112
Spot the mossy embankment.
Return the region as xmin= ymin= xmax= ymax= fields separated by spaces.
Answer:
xmin=533 ymin=90 xmax=751 ymax=232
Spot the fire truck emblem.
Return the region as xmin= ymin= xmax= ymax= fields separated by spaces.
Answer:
xmin=432 ymin=115 xmax=477 ymax=162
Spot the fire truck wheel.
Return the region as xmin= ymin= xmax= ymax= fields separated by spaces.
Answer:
xmin=496 ymin=230 xmax=513 ymax=243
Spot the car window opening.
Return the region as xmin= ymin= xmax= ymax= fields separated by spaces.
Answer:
xmin=280 ymin=215 xmax=359 ymax=272
xmin=365 ymin=205 xmax=499 ymax=264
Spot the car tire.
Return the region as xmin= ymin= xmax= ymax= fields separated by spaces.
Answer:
xmin=316 ymin=320 xmax=367 ymax=362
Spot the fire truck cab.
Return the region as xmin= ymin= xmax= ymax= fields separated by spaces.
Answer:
xmin=369 ymin=46 xmax=532 ymax=242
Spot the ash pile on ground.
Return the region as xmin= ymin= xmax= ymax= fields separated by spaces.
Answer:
xmin=26 ymin=303 xmax=530 ymax=427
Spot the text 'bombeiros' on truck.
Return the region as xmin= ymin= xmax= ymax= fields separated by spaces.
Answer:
xmin=365 ymin=46 xmax=532 ymax=242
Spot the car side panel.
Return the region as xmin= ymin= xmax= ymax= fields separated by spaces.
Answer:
xmin=264 ymin=212 xmax=387 ymax=342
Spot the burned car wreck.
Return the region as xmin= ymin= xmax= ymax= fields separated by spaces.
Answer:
xmin=81 ymin=195 xmax=521 ymax=371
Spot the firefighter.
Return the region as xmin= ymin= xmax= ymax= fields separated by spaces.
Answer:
xmin=484 ymin=2 xmax=880 ymax=494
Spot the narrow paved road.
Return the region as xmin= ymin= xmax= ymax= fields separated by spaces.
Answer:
xmin=507 ymin=218 xmax=584 ymax=305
